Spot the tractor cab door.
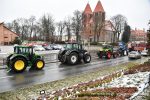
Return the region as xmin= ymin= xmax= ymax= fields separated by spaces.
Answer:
xmin=26 ymin=47 xmax=34 ymax=61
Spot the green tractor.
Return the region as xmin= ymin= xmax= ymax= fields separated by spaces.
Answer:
xmin=6 ymin=46 xmax=45 ymax=73
xmin=97 ymin=44 xmax=119 ymax=59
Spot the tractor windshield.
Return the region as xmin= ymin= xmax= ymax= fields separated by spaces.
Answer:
xmin=14 ymin=46 xmax=33 ymax=54
xmin=64 ymin=43 xmax=81 ymax=50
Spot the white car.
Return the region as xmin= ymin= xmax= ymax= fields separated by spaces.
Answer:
xmin=51 ymin=44 xmax=64 ymax=50
xmin=34 ymin=45 xmax=45 ymax=51
xmin=128 ymin=51 xmax=141 ymax=59
xmin=141 ymin=49 xmax=149 ymax=56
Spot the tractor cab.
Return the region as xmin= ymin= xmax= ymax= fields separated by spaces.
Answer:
xmin=64 ymin=43 xmax=83 ymax=50
xmin=14 ymin=46 xmax=34 ymax=61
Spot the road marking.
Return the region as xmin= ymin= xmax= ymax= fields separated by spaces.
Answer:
xmin=0 ymin=76 xmax=13 ymax=79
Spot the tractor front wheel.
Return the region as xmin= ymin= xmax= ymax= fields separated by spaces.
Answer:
xmin=113 ymin=53 xmax=118 ymax=58
xmin=83 ymin=54 xmax=91 ymax=63
xmin=68 ymin=52 xmax=78 ymax=65
xmin=11 ymin=57 xmax=27 ymax=73
xmin=34 ymin=59 xmax=45 ymax=70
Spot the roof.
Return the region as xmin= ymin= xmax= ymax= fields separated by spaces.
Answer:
xmin=83 ymin=3 xmax=93 ymax=14
xmin=0 ymin=22 xmax=19 ymax=36
xmin=131 ymin=29 xmax=146 ymax=36
xmin=94 ymin=0 xmax=105 ymax=12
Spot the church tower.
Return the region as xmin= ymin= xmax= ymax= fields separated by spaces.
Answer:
xmin=82 ymin=1 xmax=106 ymax=42
xmin=93 ymin=0 xmax=105 ymax=42
xmin=82 ymin=3 xmax=93 ymax=41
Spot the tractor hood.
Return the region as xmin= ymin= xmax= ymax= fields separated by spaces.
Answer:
xmin=99 ymin=48 xmax=110 ymax=52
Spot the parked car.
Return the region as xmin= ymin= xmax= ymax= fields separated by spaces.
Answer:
xmin=43 ymin=45 xmax=53 ymax=50
xmin=51 ymin=44 xmax=64 ymax=50
xmin=141 ymin=49 xmax=149 ymax=56
xmin=33 ymin=45 xmax=45 ymax=51
xmin=128 ymin=51 xmax=141 ymax=59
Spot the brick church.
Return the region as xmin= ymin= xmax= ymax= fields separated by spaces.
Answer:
xmin=82 ymin=1 xmax=116 ymax=43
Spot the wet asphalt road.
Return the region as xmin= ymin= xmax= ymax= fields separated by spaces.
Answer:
xmin=0 ymin=56 xmax=145 ymax=93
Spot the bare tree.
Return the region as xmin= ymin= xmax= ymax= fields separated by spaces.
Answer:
xmin=72 ymin=10 xmax=82 ymax=42
xmin=32 ymin=23 xmax=41 ymax=41
xmin=39 ymin=14 xmax=55 ymax=42
xmin=14 ymin=18 xmax=30 ymax=42
xmin=93 ymin=13 xmax=105 ymax=42
xmin=28 ymin=16 xmax=36 ymax=41
xmin=57 ymin=21 xmax=65 ymax=41
xmin=111 ymin=14 xmax=127 ymax=41
xmin=64 ymin=17 xmax=72 ymax=42
xmin=6 ymin=20 xmax=21 ymax=35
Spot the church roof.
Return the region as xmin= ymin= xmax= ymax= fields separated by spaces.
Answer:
xmin=84 ymin=3 xmax=92 ymax=14
xmin=94 ymin=0 xmax=104 ymax=12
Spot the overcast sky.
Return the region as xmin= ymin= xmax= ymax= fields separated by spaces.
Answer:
xmin=0 ymin=0 xmax=150 ymax=30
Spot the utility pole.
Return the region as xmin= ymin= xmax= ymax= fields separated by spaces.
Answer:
xmin=147 ymin=20 xmax=150 ymax=55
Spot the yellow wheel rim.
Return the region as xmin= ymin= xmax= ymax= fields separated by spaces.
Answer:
xmin=14 ymin=60 xmax=25 ymax=71
xmin=37 ymin=61 xmax=43 ymax=69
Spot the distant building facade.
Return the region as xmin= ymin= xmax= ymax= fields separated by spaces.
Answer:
xmin=0 ymin=22 xmax=19 ymax=45
xmin=130 ymin=28 xmax=147 ymax=42
xmin=81 ymin=1 xmax=116 ymax=43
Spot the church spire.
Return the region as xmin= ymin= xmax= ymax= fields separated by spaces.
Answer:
xmin=94 ymin=0 xmax=104 ymax=12
xmin=83 ymin=3 xmax=92 ymax=14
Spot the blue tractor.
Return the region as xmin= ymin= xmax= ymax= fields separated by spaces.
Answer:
xmin=118 ymin=42 xmax=128 ymax=56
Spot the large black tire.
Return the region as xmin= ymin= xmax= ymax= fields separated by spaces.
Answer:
xmin=33 ymin=59 xmax=45 ymax=70
xmin=97 ymin=51 xmax=102 ymax=59
xmin=68 ymin=52 xmax=78 ymax=65
xmin=61 ymin=55 xmax=67 ymax=64
xmin=83 ymin=54 xmax=91 ymax=63
xmin=6 ymin=54 xmax=13 ymax=67
xmin=10 ymin=57 xmax=27 ymax=73
xmin=113 ymin=53 xmax=118 ymax=58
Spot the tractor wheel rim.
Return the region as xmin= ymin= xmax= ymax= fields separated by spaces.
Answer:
xmin=86 ymin=56 xmax=91 ymax=62
xmin=71 ymin=56 xmax=77 ymax=63
xmin=14 ymin=60 xmax=25 ymax=71
xmin=37 ymin=61 xmax=44 ymax=69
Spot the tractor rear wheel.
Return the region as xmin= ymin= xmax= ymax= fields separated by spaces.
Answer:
xmin=10 ymin=57 xmax=27 ymax=73
xmin=68 ymin=52 xmax=78 ymax=65
xmin=83 ymin=54 xmax=91 ymax=63
xmin=113 ymin=53 xmax=118 ymax=58
xmin=34 ymin=59 xmax=45 ymax=70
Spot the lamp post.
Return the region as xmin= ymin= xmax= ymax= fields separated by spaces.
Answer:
xmin=147 ymin=20 xmax=150 ymax=55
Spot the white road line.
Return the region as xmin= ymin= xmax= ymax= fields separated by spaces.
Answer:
xmin=0 ymin=76 xmax=13 ymax=79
